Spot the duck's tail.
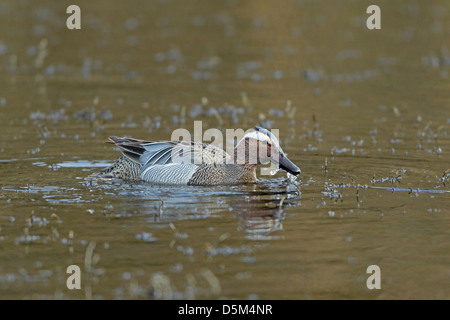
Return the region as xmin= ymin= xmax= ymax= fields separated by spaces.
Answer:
xmin=93 ymin=156 xmax=142 ymax=180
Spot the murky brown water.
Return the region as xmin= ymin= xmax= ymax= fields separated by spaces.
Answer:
xmin=1 ymin=0 xmax=449 ymax=299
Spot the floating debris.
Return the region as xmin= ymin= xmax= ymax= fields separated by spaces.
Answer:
xmin=73 ymin=108 xmax=96 ymax=122
xmin=30 ymin=109 xmax=67 ymax=123
xmin=205 ymin=244 xmax=252 ymax=257
xmin=371 ymin=175 xmax=402 ymax=184
xmin=322 ymin=182 xmax=343 ymax=201
xmin=369 ymin=186 xmax=450 ymax=194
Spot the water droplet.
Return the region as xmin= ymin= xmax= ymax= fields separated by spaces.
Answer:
xmin=266 ymin=167 xmax=278 ymax=176
xmin=287 ymin=172 xmax=298 ymax=181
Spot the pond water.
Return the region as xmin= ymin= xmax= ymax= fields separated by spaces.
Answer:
xmin=0 ymin=0 xmax=449 ymax=299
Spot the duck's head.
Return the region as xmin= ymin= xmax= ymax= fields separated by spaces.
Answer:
xmin=235 ymin=126 xmax=301 ymax=175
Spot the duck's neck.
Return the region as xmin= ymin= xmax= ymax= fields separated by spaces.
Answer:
xmin=233 ymin=138 xmax=258 ymax=172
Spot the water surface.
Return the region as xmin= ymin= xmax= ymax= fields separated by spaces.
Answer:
xmin=0 ymin=0 xmax=449 ymax=299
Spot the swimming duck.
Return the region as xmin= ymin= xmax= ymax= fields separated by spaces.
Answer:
xmin=95 ymin=126 xmax=300 ymax=185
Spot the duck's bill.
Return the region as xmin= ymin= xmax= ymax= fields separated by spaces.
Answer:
xmin=279 ymin=155 xmax=301 ymax=175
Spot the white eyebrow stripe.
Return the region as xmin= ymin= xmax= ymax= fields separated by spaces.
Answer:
xmin=244 ymin=130 xmax=271 ymax=142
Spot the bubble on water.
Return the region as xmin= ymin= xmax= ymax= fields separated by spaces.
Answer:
xmin=272 ymin=70 xmax=284 ymax=80
xmin=347 ymin=257 xmax=358 ymax=264
xmin=170 ymin=263 xmax=183 ymax=273
xmin=154 ymin=52 xmax=165 ymax=62
xmin=251 ymin=73 xmax=263 ymax=82
xmin=136 ymin=232 xmax=157 ymax=242
xmin=240 ymin=256 xmax=256 ymax=264
xmin=175 ymin=232 xmax=188 ymax=239
xmin=125 ymin=18 xmax=139 ymax=30
xmin=121 ymin=272 xmax=132 ymax=280
xmin=15 ymin=235 xmax=40 ymax=245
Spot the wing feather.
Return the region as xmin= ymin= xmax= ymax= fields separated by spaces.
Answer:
xmin=108 ymin=137 xmax=230 ymax=166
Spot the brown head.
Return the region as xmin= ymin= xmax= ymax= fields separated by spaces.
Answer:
xmin=233 ymin=127 xmax=301 ymax=175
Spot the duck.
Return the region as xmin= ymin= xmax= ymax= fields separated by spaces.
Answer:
xmin=94 ymin=126 xmax=300 ymax=186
